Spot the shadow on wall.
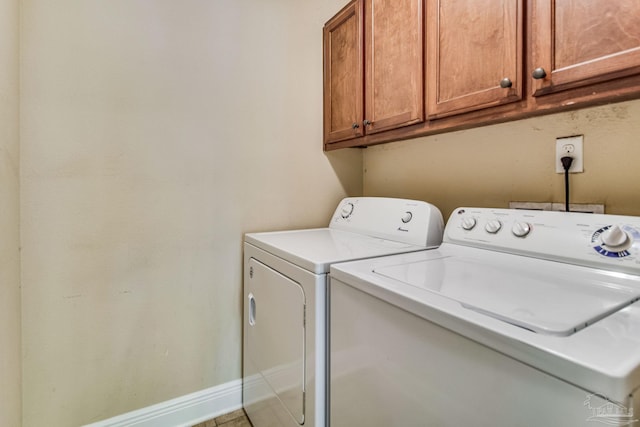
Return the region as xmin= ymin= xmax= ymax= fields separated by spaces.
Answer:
xmin=325 ymin=148 xmax=364 ymax=199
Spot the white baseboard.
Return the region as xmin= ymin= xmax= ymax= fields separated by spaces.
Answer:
xmin=82 ymin=379 xmax=243 ymax=427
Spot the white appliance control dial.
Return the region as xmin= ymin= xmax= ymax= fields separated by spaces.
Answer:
xmin=601 ymin=225 xmax=629 ymax=247
xmin=341 ymin=202 xmax=355 ymax=219
xmin=461 ymin=217 xmax=477 ymax=230
xmin=591 ymin=224 xmax=637 ymax=258
xmin=512 ymin=222 xmax=531 ymax=238
xmin=485 ymin=220 xmax=502 ymax=234
xmin=401 ymin=211 xmax=413 ymax=223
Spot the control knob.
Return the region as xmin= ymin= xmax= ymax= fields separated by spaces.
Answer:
xmin=401 ymin=211 xmax=413 ymax=223
xmin=591 ymin=224 xmax=635 ymax=258
xmin=485 ymin=220 xmax=502 ymax=234
xmin=461 ymin=217 xmax=477 ymax=230
xmin=341 ymin=202 xmax=355 ymax=219
xmin=601 ymin=225 xmax=630 ymax=248
xmin=512 ymin=222 xmax=531 ymax=238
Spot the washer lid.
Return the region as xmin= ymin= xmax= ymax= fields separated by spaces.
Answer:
xmin=373 ymin=252 xmax=640 ymax=336
xmin=246 ymin=228 xmax=423 ymax=274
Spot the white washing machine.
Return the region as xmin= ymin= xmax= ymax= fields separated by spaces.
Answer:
xmin=243 ymin=197 xmax=443 ymax=427
xmin=330 ymin=207 xmax=640 ymax=427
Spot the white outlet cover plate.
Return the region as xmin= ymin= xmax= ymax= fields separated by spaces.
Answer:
xmin=556 ymin=135 xmax=584 ymax=173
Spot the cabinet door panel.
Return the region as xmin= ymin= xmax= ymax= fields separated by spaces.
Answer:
xmin=364 ymin=0 xmax=424 ymax=134
xmin=427 ymin=0 xmax=523 ymax=118
xmin=532 ymin=0 xmax=640 ymax=96
xmin=324 ymin=1 xmax=364 ymax=144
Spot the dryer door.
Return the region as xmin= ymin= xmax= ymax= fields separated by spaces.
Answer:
xmin=245 ymin=258 xmax=306 ymax=424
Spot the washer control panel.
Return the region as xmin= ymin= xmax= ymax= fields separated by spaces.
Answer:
xmin=446 ymin=207 xmax=640 ymax=275
xmin=330 ymin=197 xmax=444 ymax=248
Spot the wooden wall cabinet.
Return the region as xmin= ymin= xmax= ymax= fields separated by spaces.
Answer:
xmin=323 ymin=0 xmax=424 ymax=149
xmin=323 ymin=0 xmax=640 ymax=150
xmin=531 ymin=0 xmax=640 ymax=97
xmin=426 ymin=0 xmax=523 ymax=118
xmin=323 ymin=1 xmax=363 ymax=145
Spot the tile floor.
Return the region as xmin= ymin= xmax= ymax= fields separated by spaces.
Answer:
xmin=191 ymin=408 xmax=253 ymax=427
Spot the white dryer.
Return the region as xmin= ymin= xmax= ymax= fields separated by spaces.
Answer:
xmin=243 ymin=197 xmax=443 ymax=427
xmin=330 ymin=207 xmax=640 ymax=427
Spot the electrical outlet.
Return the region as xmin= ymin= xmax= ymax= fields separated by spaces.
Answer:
xmin=556 ymin=135 xmax=584 ymax=173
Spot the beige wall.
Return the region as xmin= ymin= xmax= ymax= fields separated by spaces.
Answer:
xmin=21 ymin=1 xmax=640 ymax=425
xmin=0 ymin=0 xmax=21 ymax=425
xmin=20 ymin=1 xmax=360 ymax=426
xmin=364 ymin=99 xmax=640 ymax=220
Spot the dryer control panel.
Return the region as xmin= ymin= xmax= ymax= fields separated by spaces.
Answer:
xmin=330 ymin=197 xmax=444 ymax=248
xmin=446 ymin=207 xmax=640 ymax=275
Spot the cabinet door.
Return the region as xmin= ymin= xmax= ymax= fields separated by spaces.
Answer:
xmin=531 ymin=0 xmax=640 ymax=96
xmin=426 ymin=0 xmax=523 ymax=118
xmin=363 ymin=0 xmax=424 ymax=134
xmin=323 ymin=0 xmax=364 ymax=145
